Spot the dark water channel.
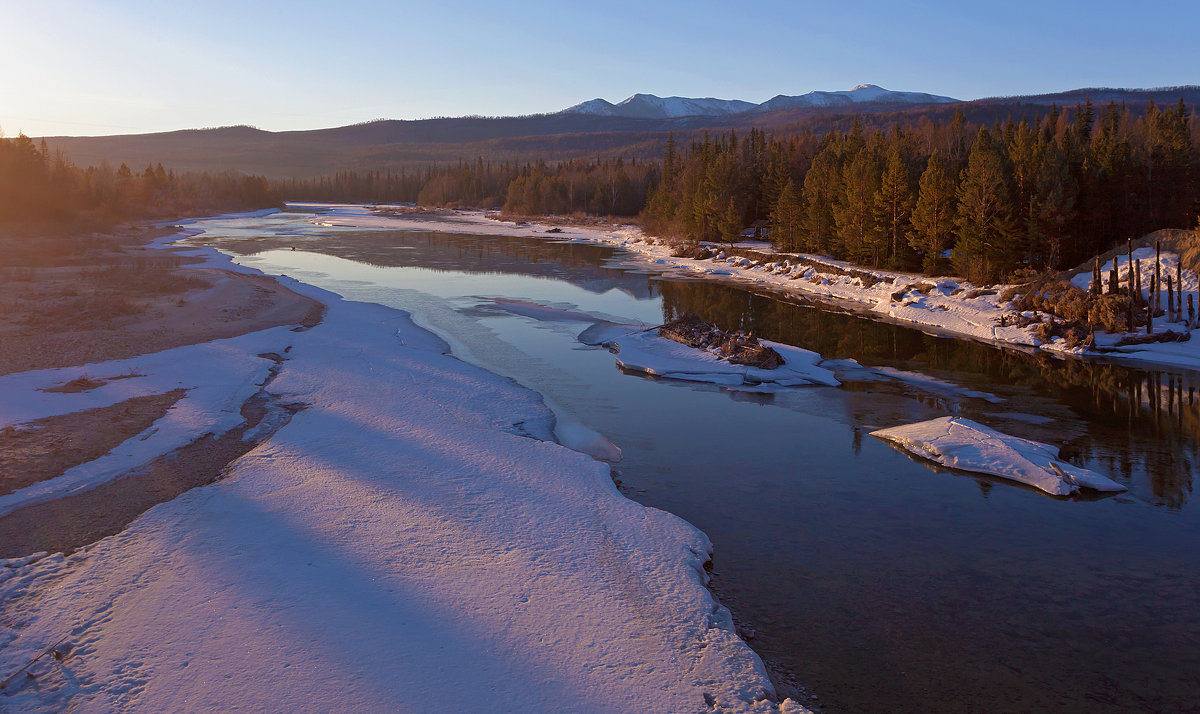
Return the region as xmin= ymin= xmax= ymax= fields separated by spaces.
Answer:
xmin=193 ymin=213 xmax=1200 ymax=714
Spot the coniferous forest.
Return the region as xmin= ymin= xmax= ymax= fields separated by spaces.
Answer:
xmin=9 ymin=99 xmax=1199 ymax=283
xmin=282 ymin=100 xmax=1199 ymax=282
xmin=0 ymin=133 xmax=276 ymax=231
xmin=641 ymin=101 xmax=1199 ymax=281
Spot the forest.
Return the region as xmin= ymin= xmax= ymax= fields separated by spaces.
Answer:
xmin=8 ymin=98 xmax=1199 ymax=284
xmin=282 ymin=100 xmax=1199 ymax=282
xmin=0 ymin=133 xmax=277 ymax=231
xmin=643 ymin=100 xmax=1198 ymax=281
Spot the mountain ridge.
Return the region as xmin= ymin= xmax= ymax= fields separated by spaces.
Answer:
xmin=562 ymin=84 xmax=959 ymax=119
xmin=39 ymin=85 xmax=1200 ymax=179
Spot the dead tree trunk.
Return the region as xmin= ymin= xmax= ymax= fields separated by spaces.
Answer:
xmin=1155 ymin=240 xmax=1162 ymax=314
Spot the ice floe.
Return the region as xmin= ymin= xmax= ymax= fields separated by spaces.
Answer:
xmin=870 ymin=416 xmax=1125 ymax=496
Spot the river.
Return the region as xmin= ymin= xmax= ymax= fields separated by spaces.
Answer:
xmin=190 ymin=210 xmax=1200 ymax=714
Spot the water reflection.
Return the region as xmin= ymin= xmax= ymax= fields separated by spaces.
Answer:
xmin=656 ymin=279 xmax=1199 ymax=509
xmin=208 ymin=228 xmax=659 ymax=299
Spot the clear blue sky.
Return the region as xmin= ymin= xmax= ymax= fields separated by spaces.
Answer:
xmin=3 ymin=0 xmax=1198 ymax=137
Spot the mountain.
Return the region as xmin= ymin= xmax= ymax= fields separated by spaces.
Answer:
xmin=563 ymin=94 xmax=756 ymax=119
xmin=751 ymin=84 xmax=959 ymax=113
xmin=562 ymin=85 xmax=959 ymax=119
xmin=40 ymin=85 xmax=1196 ymax=179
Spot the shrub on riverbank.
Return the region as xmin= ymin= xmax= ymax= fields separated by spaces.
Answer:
xmin=1003 ymin=279 xmax=1132 ymax=334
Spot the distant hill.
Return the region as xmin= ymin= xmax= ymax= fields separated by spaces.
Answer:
xmin=40 ymin=85 xmax=1200 ymax=179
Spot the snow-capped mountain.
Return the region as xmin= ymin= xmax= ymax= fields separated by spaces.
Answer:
xmin=562 ymin=85 xmax=959 ymax=119
xmin=751 ymin=84 xmax=958 ymax=113
xmin=563 ymin=94 xmax=757 ymax=119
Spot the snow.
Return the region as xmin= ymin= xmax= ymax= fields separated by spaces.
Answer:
xmin=1070 ymin=246 xmax=1199 ymax=302
xmin=0 ymin=221 xmax=801 ymax=712
xmin=295 ymin=205 xmax=1200 ymax=373
xmin=562 ymin=86 xmax=957 ymax=118
xmin=580 ymin=323 xmax=840 ymax=388
xmin=870 ymin=416 xmax=1126 ymax=496
xmin=0 ymin=325 xmax=295 ymax=517
xmin=564 ymin=94 xmax=757 ymax=118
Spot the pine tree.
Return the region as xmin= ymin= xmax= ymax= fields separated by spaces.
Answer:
xmin=769 ymin=178 xmax=805 ymax=251
xmin=1033 ymin=141 xmax=1077 ymax=268
xmin=834 ymin=147 xmax=880 ymax=264
xmin=801 ymin=144 xmax=841 ymax=253
xmin=717 ymin=196 xmax=742 ymax=245
xmin=908 ymin=150 xmax=957 ymax=274
xmin=954 ymin=128 xmax=1014 ymax=282
xmin=872 ymin=137 xmax=914 ymax=268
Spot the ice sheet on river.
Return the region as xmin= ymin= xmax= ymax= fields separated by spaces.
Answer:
xmin=870 ymin=416 xmax=1125 ymax=496
xmin=580 ymin=323 xmax=840 ymax=387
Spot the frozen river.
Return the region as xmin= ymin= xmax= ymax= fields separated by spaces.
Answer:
xmin=192 ymin=209 xmax=1200 ymax=714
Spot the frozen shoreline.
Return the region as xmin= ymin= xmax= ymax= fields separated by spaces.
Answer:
xmin=306 ymin=204 xmax=1200 ymax=373
xmin=0 ymin=213 xmax=803 ymax=712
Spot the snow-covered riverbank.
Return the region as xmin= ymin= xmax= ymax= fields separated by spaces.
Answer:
xmin=306 ymin=204 xmax=1200 ymax=372
xmin=0 ymin=218 xmax=803 ymax=712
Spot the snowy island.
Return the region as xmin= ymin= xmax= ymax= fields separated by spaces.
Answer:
xmin=871 ymin=416 xmax=1126 ymax=497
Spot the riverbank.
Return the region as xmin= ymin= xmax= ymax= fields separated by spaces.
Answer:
xmin=0 ymin=216 xmax=802 ymax=712
xmin=307 ymin=204 xmax=1200 ymax=372
xmin=0 ymin=221 xmax=323 ymax=555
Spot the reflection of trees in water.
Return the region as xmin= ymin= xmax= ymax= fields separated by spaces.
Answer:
xmin=658 ymin=279 xmax=1198 ymax=507
xmin=209 ymin=229 xmax=660 ymax=298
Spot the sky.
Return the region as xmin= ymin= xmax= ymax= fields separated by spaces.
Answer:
xmin=3 ymin=0 xmax=1199 ymax=137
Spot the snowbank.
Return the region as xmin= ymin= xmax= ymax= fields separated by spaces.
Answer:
xmin=581 ymin=323 xmax=840 ymax=387
xmin=0 ymin=223 xmax=799 ymax=712
xmin=870 ymin=416 xmax=1125 ymax=496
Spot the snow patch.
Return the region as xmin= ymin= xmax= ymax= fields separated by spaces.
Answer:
xmin=581 ymin=324 xmax=840 ymax=388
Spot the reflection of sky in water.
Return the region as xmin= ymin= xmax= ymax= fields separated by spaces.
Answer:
xmin=194 ymin=214 xmax=1200 ymax=714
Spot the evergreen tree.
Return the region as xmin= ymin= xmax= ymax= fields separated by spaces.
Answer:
xmin=769 ymin=178 xmax=804 ymax=251
xmin=1033 ymin=141 xmax=1077 ymax=268
xmin=909 ymin=150 xmax=957 ymax=274
xmin=954 ymin=128 xmax=1014 ymax=282
xmin=801 ymin=144 xmax=841 ymax=253
xmin=872 ymin=135 xmax=915 ymax=268
xmin=834 ymin=146 xmax=880 ymax=263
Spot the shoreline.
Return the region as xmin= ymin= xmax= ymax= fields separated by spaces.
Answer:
xmin=307 ymin=204 xmax=1200 ymax=373
xmin=0 ymin=213 xmax=803 ymax=712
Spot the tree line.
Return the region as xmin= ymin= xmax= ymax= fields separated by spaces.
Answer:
xmin=11 ymin=97 xmax=1195 ymax=283
xmin=277 ymin=157 xmax=657 ymax=218
xmin=642 ymin=101 xmax=1198 ymax=281
xmin=0 ymin=133 xmax=277 ymax=230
